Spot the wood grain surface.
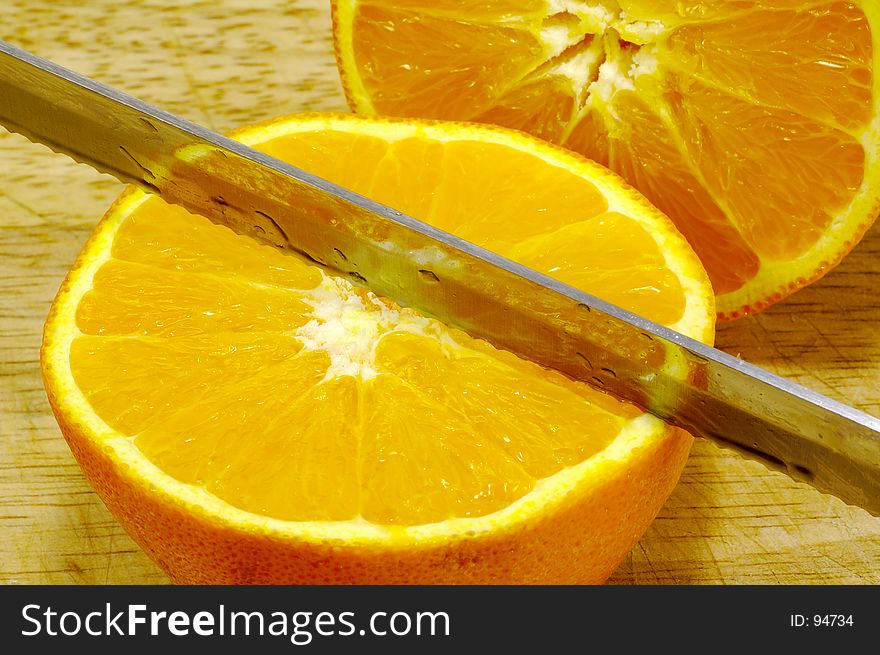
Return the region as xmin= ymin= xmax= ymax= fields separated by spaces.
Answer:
xmin=1 ymin=0 xmax=878 ymax=585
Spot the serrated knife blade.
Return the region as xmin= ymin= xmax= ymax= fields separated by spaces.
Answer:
xmin=1 ymin=39 xmax=879 ymax=515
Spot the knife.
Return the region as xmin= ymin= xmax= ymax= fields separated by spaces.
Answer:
xmin=1 ymin=40 xmax=879 ymax=516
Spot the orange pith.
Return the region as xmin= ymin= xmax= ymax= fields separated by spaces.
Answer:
xmin=332 ymin=0 xmax=880 ymax=319
xmin=43 ymin=114 xmax=714 ymax=583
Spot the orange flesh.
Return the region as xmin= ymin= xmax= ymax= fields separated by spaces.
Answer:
xmin=344 ymin=0 xmax=874 ymax=301
xmin=68 ymin=126 xmax=692 ymax=526
xmin=73 ymin=208 xmax=636 ymax=524
xmin=352 ymin=5 xmax=546 ymax=120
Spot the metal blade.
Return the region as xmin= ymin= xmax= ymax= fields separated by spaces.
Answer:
xmin=1 ymin=39 xmax=879 ymax=515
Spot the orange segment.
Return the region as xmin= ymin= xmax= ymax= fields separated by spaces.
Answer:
xmin=348 ymin=5 xmax=546 ymax=118
xmin=259 ymin=132 xmax=611 ymax=245
xmin=333 ymin=0 xmax=880 ymax=318
xmin=594 ymin=91 xmax=762 ymax=296
xmin=510 ymin=212 xmax=687 ymax=325
xmin=42 ymin=114 xmax=714 ymax=584
xmin=433 ymin=140 xmax=609 ymax=247
xmin=113 ymin=198 xmax=323 ymax=288
xmin=76 ymin=259 xmax=314 ymax=337
xmin=618 ymin=0 xmax=851 ymax=23
xmin=662 ymin=4 xmax=873 ymax=130
xmin=474 ymin=73 xmax=579 ymax=142
xmin=361 ymin=331 xmax=633 ymax=524
xmin=358 ymin=0 xmax=549 ymax=20
xmin=564 ymin=105 xmax=610 ymax=167
xmin=133 ymin=350 xmax=340 ymax=519
xmin=666 ymin=75 xmax=866 ymax=259
xmin=69 ymin=334 xmax=306 ymax=435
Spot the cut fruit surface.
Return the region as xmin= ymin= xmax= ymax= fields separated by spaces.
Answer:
xmin=333 ymin=0 xmax=880 ymax=318
xmin=43 ymin=114 xmax=714 ymax=584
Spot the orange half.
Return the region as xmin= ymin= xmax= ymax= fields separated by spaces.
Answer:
xmin=42 ymin=114 xmax=714 ymax=583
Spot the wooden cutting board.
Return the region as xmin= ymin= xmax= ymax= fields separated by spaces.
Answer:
xmin=1 ymin=0 xmax=878 ymax=585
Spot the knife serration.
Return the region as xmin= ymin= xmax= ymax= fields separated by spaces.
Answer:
xmin=1 ymin=39 xmax=879 ymax=515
